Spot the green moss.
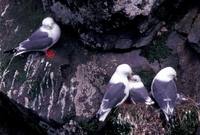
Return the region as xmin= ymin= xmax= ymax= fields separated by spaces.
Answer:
xmin=169 ymin=107 xmax=199 ymax=135
xmin=79 ymin=109 xmax=131 ymax=135
xmin=137 ymin=70 xmax=154 ymax=89
xmin=100 ymin=109 xmax=131 ymax=135
xmin=79 ymin=119 xmax=99 ymax=134
xmin=141 ymin=33 xmax=171 ymax=63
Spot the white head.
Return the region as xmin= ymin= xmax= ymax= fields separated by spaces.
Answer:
xmin=110 ymin=64 xmax=132 ymax=84
xmin=115 ymin=64 xmax=133 ymax=77
xmin=156 ymin=67 xmax=177 ymax=81
xmin=130 ymin=75 xmax=142 ymax=82
xmin=129 ymin=74 xmax=144 ymax=89
xmin=42 ymin=17 xmax=55 ymax=30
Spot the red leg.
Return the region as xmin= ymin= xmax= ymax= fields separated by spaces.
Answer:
xmin=45 ymin=49 xmax=56 ymax=59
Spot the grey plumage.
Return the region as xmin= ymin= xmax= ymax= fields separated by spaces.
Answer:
xmin=151 ymin=67 xmax=177 ymax=122
xmin=129 ymin=75 xmax=154 ymax=105
xmin=97 ymin=83 xmax=126 ymax=121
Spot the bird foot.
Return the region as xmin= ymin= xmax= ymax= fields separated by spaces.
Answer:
xmin=45 ymin=49 xmax=56 ymax=59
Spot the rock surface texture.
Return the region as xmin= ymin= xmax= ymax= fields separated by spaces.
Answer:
xmin=0 ymin=0 xmax=200 ymax=134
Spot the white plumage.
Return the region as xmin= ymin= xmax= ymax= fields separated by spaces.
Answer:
xmin=97 ymin=64 xmax=132 ymax=121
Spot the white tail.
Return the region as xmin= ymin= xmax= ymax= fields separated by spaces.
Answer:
xmin=99 ymin=110 xmax=111 ymax=122
xmin=145 ymin=97 xmax=155 ymax=105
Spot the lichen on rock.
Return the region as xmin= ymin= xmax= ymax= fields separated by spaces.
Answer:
xmin=113 ymin=0 xmax=156 ymax=19
xmin=74 ymin=61 xmax=107 ymax=118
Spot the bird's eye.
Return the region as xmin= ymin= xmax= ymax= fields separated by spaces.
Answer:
xmin=131 ymin=78 xmax=137 ymax=82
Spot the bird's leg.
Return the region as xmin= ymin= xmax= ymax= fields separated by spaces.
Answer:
xmin=45 ymin=49 xmax=56 ymax=59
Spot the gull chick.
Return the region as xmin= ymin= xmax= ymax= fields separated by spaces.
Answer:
xmin=129 ymin=74 xmax=154 ymax=105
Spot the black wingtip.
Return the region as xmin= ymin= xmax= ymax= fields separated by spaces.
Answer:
xmin=96 ymin=112 xmax=100 ymax=120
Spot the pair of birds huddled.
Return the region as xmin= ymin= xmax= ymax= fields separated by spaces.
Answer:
xmin=4 ymin=17 xmax=177 ymax=123
xmin=97 ymin=64 xmax=177 ymax=122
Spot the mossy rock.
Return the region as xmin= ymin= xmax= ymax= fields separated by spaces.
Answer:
xmin=141 ymin=33 xmax=171 ymax=63
xmin=117 ymin=99 xmax=199 ymax=135
xmin=79 ymin=108 xmax=131 ymax=135
xmin=138 ymin=70 xmax=155 ymax=89
xmin=169 ymin=101 xmax=199 ymax=135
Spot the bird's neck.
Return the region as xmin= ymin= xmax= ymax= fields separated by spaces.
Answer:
xmin=40 ymin=24 xmax=60 ymax=34
xmin=40 ymin=26 xmax=49 ymax=32
xmin=155 ymin=73 xmax=172 ymax=82
xmin=40 ymin=24 xmax=61 ymax=44
xmin=109 ymin=73 xmax=128 ymax=84
xmin=129 ymin=82 xmax=144 ymax=89
xmin=52 ymin=24 xmax=61 ymax=41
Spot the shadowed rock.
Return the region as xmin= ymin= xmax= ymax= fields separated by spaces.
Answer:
xmin=175 ymin=8 xmax=198 ymax=35
xmin=187 ymin=13 xmax=200 ymax=53
xmin=50 ymin=1 xmax=162 ymax=50
xmin=0 ymin=92 xmax=48 ymax=135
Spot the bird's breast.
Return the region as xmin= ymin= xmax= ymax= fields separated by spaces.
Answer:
xmin=40 ymin=25 xmax=61 ymax=45
xmin=129 ymin=82 xmax=144 ymax=89
xmin=50 ymin=25 xmax=61 ymax=44
xmin=124 ymin=85 xmax=130 ymax=95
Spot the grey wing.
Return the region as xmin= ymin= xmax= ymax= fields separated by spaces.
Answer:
xmin=129 ymin=87 xmax=150 ymax=103
xmin=18 ymin=37 xmax=53 ymax=52
xmin=29 ymin=28 xmax=49 ymax=40
xmin=152 ymin=79 xmax=177 ymax=110
xmin=101 ymin=83 xmax=126 ymax=109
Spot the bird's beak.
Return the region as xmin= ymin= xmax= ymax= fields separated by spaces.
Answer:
xmin=48 ymin=26 xmax=52 ymax=29
xmin=128 ymin=73 xmax=133 ymax=80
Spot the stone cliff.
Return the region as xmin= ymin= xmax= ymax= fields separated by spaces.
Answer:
xmin=0 ymin=0 xmax=199 ymax=134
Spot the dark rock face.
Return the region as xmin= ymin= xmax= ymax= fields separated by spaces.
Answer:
xmin=175 ymin=8 xmax=198 ymax=35
xmin=174 ymin=7 xmax=200 ymax=100
xmin=51 ymin=0 xmax=156 ymax=30
xmin=0 ymin=0 xmax=200 ymax=134
xmin=187 ymin=13 xmax=200 ymax=53
xmin=177 ymin=43 xmax=200 ymax=99
xmin=0 ymin=92 xmax=48 ymax=135
xmin=175 ymin=7 xmax=200 ymax=54
xmin=51 ymin=0 xmax=161 ymax=50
